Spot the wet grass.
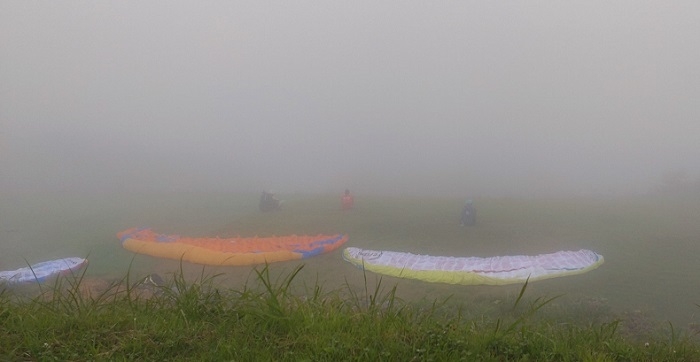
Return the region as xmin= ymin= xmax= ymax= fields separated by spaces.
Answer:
xmin=2 ymin=265 xmax=700 ymax=361
xmin=3 ymin=192 xmax=700 ymax=359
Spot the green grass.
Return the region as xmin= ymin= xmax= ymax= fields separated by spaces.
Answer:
xmin=3 ymin=192 xmax=700 ymax=360
xmin=1 ymin=264 xmax=699 ymax=361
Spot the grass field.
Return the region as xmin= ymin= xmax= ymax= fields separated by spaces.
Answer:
xmin=1 ymin=257 xmax=699 ymax=360
xmin=2 ymin=191 xmax=700 ymax=359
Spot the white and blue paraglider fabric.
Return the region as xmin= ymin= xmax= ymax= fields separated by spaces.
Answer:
xmin=343 ymin=247 xmax=603 ymax=286
xmin=0 ymin=257 xmax=88 ymax=285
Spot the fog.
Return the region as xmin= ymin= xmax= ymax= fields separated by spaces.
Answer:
xmin=2 ymin=1 xmax=699 ymax=197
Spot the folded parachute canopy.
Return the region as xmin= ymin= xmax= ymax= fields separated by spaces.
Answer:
xmin=343 ymin=247 xmax=603 ymax=286
xmin=117 ymin=228 xmax=349 ymax=266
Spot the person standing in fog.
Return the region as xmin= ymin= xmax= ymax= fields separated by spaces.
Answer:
xmin=341 ymin=189 xmax=354 ymax=210
xmin=460 ymin=199 xmax=476 ymax=226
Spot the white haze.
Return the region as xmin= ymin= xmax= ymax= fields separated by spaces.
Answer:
xmin=1 ymin=1 xmax=699 ymax=197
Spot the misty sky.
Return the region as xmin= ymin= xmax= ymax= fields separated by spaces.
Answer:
xmin=1 ymin=1 xmax=699 ymax=197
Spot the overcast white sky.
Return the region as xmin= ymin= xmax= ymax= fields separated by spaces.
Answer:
xmin=1 ymin=1 xmax=699 ymax=197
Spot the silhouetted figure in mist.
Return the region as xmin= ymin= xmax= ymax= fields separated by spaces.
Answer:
xmin=460 ymin=199 xmax=476 ymax=226
xmin=259 ymin=190 xmax=281 ymax=212
xmin=341 ymin=189 xmax=354 ymax=210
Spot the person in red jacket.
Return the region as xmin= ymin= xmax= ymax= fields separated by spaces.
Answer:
xmin=341 ymin=189 xmax=354 ymax=210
